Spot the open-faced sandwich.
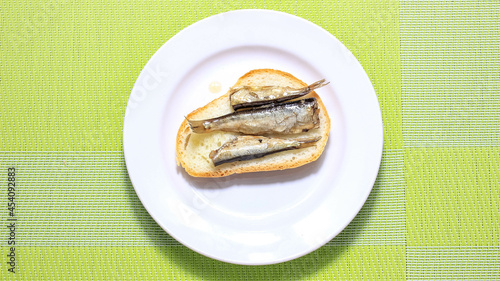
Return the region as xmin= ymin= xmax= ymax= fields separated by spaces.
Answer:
xmin=176 ymin=69 xmax=330 ymax=177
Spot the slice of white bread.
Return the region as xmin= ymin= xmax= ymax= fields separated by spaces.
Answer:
xmin=176 ymin=69 xmax=330 ymax=177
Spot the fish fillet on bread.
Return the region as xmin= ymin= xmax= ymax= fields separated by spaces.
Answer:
xmin=176 ymin=69 xmax=330 ymax=177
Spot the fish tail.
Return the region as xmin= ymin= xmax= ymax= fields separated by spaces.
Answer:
xmin=307 ymin=79 xmax=330 ymax=92
xmin=186 ymin=118 xmax=207 ymax=133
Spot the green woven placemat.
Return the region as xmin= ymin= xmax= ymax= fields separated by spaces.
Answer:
xmin=1 ymin=0 xmax=498 ymax=280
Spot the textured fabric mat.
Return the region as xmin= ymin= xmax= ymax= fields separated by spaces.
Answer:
xmin=1 ymin=0 xmax=498 ymax=280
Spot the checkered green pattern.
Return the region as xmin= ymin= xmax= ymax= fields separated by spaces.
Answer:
xmin=1 ymin=0 xmax=498 ymax=280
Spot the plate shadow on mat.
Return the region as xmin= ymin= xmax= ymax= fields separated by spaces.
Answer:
xmin=163 ymin=245 xmax=346 ymax=280
xmin=123 ymin=170 xmax=174 ymax=245
xmin=328 ymin=172 xmax=382 ymax=246
xmin=329 ymin=150 xmax=397 ymax=246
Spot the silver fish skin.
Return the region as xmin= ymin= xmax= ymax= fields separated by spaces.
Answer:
xmin=229 ymin=79 xmax=329 ymax=110
xmin=209 ymin=136 xmax=321 ymax=166
xmin=188 ymin=98 xmax=320 ymax=135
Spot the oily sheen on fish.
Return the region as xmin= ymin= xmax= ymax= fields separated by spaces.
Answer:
xmin=209 ymin=136 xmax=321 ymax=166
xmin=229 ymin=79 xmax=329 ymax=110
xmin=188 ymin=98 xmax=320 ymax=135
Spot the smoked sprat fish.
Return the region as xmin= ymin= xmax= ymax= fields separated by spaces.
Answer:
xmin=229 ymin=79 xmax=329 ymax=110
xmin=188 ymin=98 xmax=320 ymax=135
xmin=209 ymin=136 xmax=321 ymax=166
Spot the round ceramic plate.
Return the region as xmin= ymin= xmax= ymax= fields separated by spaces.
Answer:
xmin=123 ymin=10 xmax=383 ymax=265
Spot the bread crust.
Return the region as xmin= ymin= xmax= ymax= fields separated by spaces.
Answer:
xmin=176 ymin=69 xmax=330 ymax=177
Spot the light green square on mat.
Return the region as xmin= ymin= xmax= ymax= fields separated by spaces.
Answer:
xmin=0 ymin=152 xmax=175 ymax=246
xmin=401 ymin=0 xmax=500 ymax=147
xmin=407 ymin=247 xmax=500 ymax=279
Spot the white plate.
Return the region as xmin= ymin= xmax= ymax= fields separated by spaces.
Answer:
xmin=123 ymin=10 xmax=383 ymax=265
